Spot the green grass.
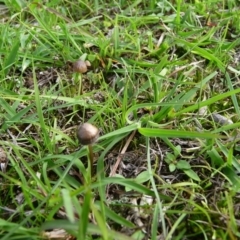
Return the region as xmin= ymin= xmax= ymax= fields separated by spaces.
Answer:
xmin=1 ymin=0 xmax=240 ymax=239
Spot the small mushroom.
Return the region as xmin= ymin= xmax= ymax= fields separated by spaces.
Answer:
xmin=72 ymin=60 xmax=91 ymax=74
xmin=0 ymin=147 xmax=8 ymax=172
xmin=77 ymin=123 xmax=99 ymax=177
xmin=72 ymin=59 xmax=91 ymax=95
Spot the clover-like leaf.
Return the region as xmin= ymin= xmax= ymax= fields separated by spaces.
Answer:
xmin=165 ymin=153 xmax=175 ymax=163
xmin=176 ymin=160 xmax=191 ymax=170
xmin=169 ymin=163 xmax=176 ymax=172
xmin=135 ymin=170 xmax=151 ymax=183
xmin=183 ymin=169 xmax=200 ymax=181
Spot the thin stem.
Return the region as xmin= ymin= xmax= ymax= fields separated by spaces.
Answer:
xmin=78 ymin=73 xmax=83 ymax=95
xmin=88 ymin=144 xmax=94 ymax=177
xmin=74 ymin=73 xmax=82 ymax=95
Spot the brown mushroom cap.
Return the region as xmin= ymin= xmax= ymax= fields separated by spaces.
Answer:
xmin=77 ymin=123 xmax=99 ymax=145
xmin=72 ymin=60 xmax=90 ymax=74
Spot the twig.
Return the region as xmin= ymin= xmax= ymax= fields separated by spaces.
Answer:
xmin=109 ymin=130 xmax=136 ymax=176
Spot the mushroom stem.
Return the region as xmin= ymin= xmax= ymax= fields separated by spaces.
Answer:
xmin=77 ymin=122 xmax=99 ymax=180
xmin=73 ymin=73 xmax=83 ymax=95
xmin=88 ymin=144 xmax=94 ymax=177
xmin=77 ymin=73 xmax=83 ymax=95
xmin=72 ymin=59 xmax=91 ymax=96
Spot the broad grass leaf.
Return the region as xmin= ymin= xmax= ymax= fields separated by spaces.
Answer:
xmin=79 ymin=191 xmax=91 ymax=239
xmin=207 ymin=147 xmax=225 ymax=167
xmin=174 ymin=88 xmax=240 ymax=117
xmin=222 ymin=167 xmax=240 ymax=190
xmin=3 ymin=40 xmax=20 ymax=76
xmin=42 ymin=220 xmax=135 ymax=240
xmin=138 ymin=128 xmax=218 ymax=139
xmin=98 ymin=177 xmax=171 ymax=201
xmin=61 ymin=189 xmax=75 ymax=223
xmin=95 ymin=201 xmax=135 ymax=228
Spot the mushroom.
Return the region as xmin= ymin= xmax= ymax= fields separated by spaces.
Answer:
xmin=0 ymin=147 xmax=8 ymax=172
xmin=72 ymin=59 xmax=91 ymax=95
xmin=73 ymin=60 xmax=91 ymax=74
xmin=77 ymin=123 xmax=99 ymax=177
